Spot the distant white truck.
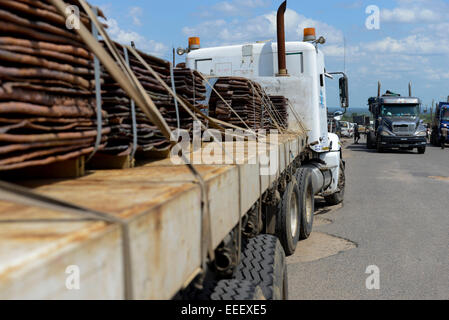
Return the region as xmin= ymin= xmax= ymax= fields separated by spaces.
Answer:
xmin=339 ymin=121 xmax=354 ymax=138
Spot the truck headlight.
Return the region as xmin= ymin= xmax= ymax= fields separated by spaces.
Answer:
xmin=380 ymin=130 xmax=393 ymax=137
xmin=415 ymin=131 xmax=427 ymax=137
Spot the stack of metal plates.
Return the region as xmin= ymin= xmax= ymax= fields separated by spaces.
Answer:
xmin=0 ymin=0 xmax=109 ymax=172
xmin=209 ymin=77 xmax=274 ymax=130
xmin=268 ymin=95 xmax=289 ymax=129
xmin=100 ymin=42 xmax=206 ymax=155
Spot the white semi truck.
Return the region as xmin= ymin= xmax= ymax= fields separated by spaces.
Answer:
xmin=0 ymin=0 xmax=348 ymax=300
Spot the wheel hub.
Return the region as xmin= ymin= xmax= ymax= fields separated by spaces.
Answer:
xmin=290 ymin=191 xmax=298 ymax=236
xmin=305 ymin=189 xmax=313 ymax=224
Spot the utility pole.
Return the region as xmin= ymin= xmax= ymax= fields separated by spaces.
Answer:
xmin=430 ymin=99 xmax=435 ymax=121
xmin=343 ymin=36 xmax=346 ymax=74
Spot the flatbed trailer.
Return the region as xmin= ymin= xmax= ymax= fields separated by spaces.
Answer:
xmin=0 ymin=134 xmax=306 ymax=300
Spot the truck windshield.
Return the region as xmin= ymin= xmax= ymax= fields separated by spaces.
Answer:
xmin=442 ymin=109 xmax=449 ymax=121
xmin=381 ymin=104 xmax=419 ymax=117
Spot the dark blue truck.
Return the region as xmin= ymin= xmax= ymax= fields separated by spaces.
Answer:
xmin=430 ymin=102 xmax=449 ymax=148
xmin=366 ymin=83 xmax=427 ymax=154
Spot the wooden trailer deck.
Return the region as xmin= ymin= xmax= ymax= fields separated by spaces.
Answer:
xmin=0 ymin=134 xmax=306 ymax=300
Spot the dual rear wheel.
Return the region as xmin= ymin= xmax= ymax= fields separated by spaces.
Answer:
xmin=276 ymin=168 xmax=315 ymax=256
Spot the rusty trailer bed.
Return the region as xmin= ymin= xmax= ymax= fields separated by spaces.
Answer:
xmin=0 ymin=134 xmax=305 ymax=299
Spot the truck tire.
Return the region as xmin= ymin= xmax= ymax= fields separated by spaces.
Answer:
xmin=376 ymin=141 xmax=385 ymax=153
xmin=276 ymin=178 xmax=300 ymax=255
xmin=234 ymin=235 xmax=288 ymax=300
xmin=324 ymin=161 xmax=345 ymax=206
xmin=296 ymin=168 xmax=314 ymax=240
xmin=210 ymin=280 xmax=266 ymax=300
xmin=431 ymin=131 xmax=438 ymax=146
xmin=418 ymin=146 xmax=426 ymax=154
xmin=368 ymin=132 xmax=376 ymax=149
xmin=366 ymin=132 xmax=373 ymax=149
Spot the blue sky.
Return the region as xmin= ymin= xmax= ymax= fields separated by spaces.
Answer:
xmin=90 ymin=0 xmax=449 ymax=111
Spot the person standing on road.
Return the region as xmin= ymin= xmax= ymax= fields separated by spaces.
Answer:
xmin=354 ymin=124 xmax=360 ymax=144
xmin=441 ymin=127 xmax=448 ymax=150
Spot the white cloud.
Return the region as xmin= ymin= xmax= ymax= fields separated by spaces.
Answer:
xmin=382 ymin=8 xmax=439 ymax=23
xmin=198 ymin=0 xmax=270 ymax=17
xmin=381 ymin=0 xmax=448 ymax=23
xmin=128 ymin=6 xmax=143 ymax=26
xmin=360 ymin=0 xmax=449 ymax=71
xmin=182 ymin=0 xmax=449 ymax=106
xmin=107 ymin=18 xmax=168 ymax=57
xmin=183 ymin=8 xmax=343 ymax=46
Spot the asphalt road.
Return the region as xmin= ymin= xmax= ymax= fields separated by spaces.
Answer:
xmin=287 ymin=138 xmax=449 ymax=300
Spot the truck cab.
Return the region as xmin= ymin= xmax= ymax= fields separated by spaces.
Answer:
xmin=431 ymin=102 xmax=449 ymax=147
xmin=367 ymin=88 xmax=427 ymax=154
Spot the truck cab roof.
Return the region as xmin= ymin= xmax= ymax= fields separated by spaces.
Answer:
xmin=369 ymin=96 xmax=421 ymax=105
xmin=186 ymin=41 xmax=318 ymax=78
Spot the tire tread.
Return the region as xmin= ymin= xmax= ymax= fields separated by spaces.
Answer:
xmin=234 ymin=235 xmax=287 ymax=300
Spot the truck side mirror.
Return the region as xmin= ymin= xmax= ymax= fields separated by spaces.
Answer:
xmin=339 ymin=76 xmax=349 ymax=109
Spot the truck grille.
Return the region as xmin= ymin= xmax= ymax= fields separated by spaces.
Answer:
xmin=393 ymin=124 xmax=415 ymax=135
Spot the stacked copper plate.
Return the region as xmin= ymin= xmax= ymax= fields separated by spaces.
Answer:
xmin=0 ymin=0 xmax=109 ymax=172
xmin=100 ymin=42 xmax=206 ymax=155
xmin=268 ymin=96 xmax=289 ymax=129
xmin=209 ymin=77 xmax=276 ymax=130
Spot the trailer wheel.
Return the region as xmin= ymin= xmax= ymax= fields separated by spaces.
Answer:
xmin=276 ymin=178 xmax=300 ymax=255
xmin=296 ymin=168 xmax=314 ymax=240
xmin=325 ymin=161 xmax=346 ymax=206
xmin=210 ymin=280 xmax=266 ymax=300
xmin=234 ymin=235 xmax=288 ymax=300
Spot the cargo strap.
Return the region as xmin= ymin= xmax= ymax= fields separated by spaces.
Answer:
xmin=247 ymin=82 xmax=285 ymax=133
xmin=192 ymin=71 xmax=196 ymax=107
xmin=126 ymin=46 xmax=216 ymax=266
xmin=123 ymin=46 xmax=138 ymax=161
xmin=0 ymin=180 xmax=134 ymax=300
xmin=126 ymin=45 xmax=225 ymax=134
xmin=286 ymin=101 xmax=308 ymax=135
xmin=64 ymin=0 xmax=218 ymax=279
xmin=197 ymin=73 xmax=254 ymax=134
xmin=170 ymin=63 xmax=181 ymax=130
xmin=51 ymin=0 xmax=173 ymax=140
xmin=86 ymin=6 xmax=103 ymax=162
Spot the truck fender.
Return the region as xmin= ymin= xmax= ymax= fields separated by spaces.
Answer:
xmin=318 ymin=133 xmax=343 ymax=195
xmin=327 ymin=133 xmax=342 ymax=152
